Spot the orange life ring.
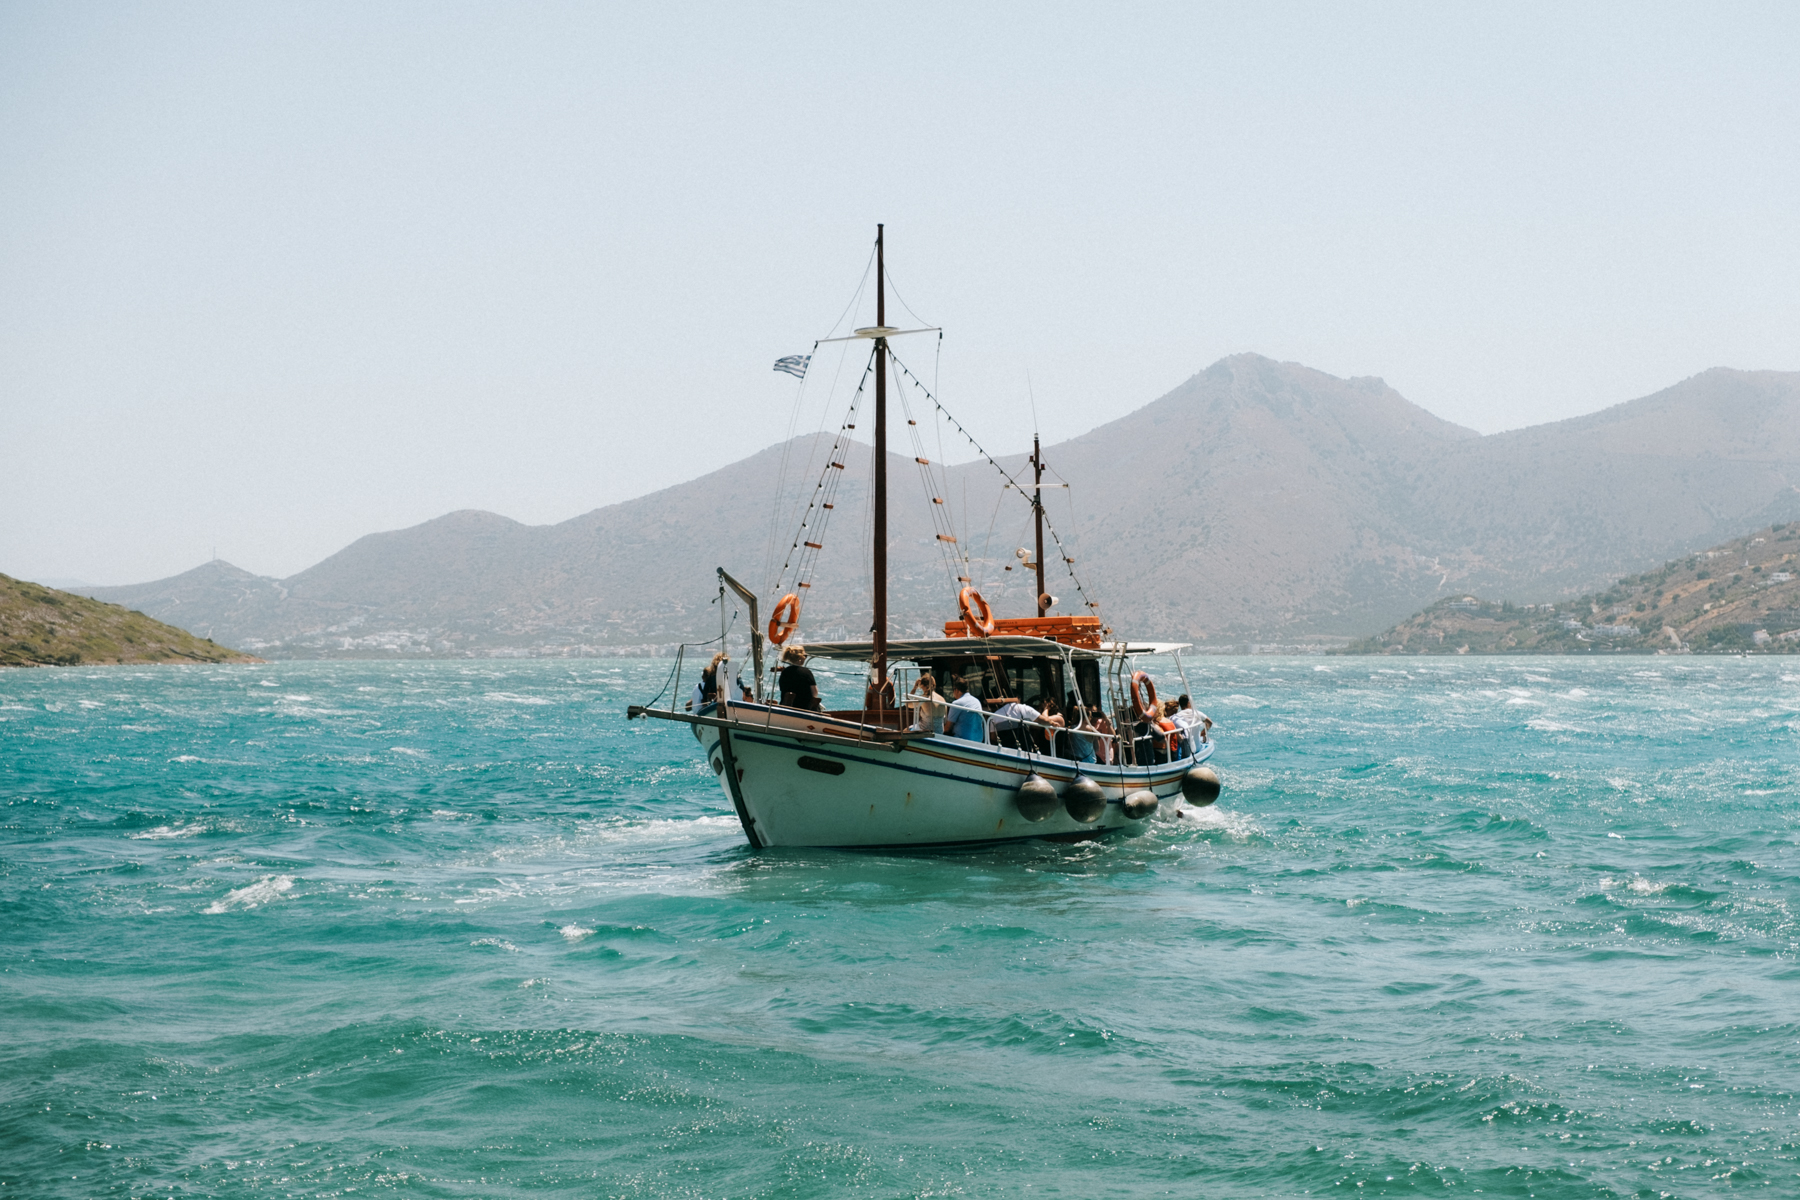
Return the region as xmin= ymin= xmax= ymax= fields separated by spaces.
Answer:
xmin=1129 ymin=670 xmax=1159 ymax=720
xmin=767 ymin=593 xmax=800 ymax=645
xmin=958 ymin=587 xmax=997 ymax=637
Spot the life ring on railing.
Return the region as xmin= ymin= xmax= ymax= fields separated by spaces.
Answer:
xmin=1129 ymin=670 xmax=1159 ymax=719
xmin=958 ymin=587 xmax=997 ymax=637
xmin=767 ymin=593 xmax=800 ymax=645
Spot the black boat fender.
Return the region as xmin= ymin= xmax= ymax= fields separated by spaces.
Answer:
xmin=1181 ymin=765 xmax=1221 ymax=806
xmin=1062 ymin=775 xmax=1106 ymax=824
xmin=1014 ymin=773 xmax=1058 ymax=822
xmin=1122 ymin=789 xmax=1159 ymax=820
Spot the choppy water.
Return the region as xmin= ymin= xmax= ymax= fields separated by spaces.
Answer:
xmin=2 ymin=657 xmax=1797 ymax=1198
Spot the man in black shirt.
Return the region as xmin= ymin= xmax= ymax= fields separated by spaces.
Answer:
xmin=777 ymin=645 xmax=823 ymax=711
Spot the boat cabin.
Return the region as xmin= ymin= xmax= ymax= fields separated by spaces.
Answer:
xmin=797 ymin=634 xmax=1191 ymax=741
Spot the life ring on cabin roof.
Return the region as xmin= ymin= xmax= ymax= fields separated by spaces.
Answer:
xmin=1129 ymin=670 xmax=1159 ymax=719
xmin=958 ymin=587 xmax=997 ymax=637
xmin=767 ymin=593 xmax=801 ymax=645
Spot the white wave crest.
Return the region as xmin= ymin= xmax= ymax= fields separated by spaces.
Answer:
xmin=484 ymin=692 xmax=553 ymax=706
xmin=1169 ymin=804 xmax=1262 ymax=840
xmin=205 ymin=875 xmax=294 ymax=913
xmin=131 ymin=823 xmax=205 ymax=840
xmin=1602 ymin=874 xmax=1670 ymax=896
xmin=559 ymin=924 xmax=595 ymax=942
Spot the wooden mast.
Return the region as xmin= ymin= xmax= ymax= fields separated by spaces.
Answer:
xmin=1032 ymin=434 xmax=1048 ymax=617
xmin=870 ymin=225 xmax=889 ymax=710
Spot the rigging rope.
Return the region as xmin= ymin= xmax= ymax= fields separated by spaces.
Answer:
xmin=761 ymin=252 xmax=1108 ymax=642
xmin=889 ymin=350 xmax=1107 ymax=632
xmin=761 ymin=339 xmax=820 ymax=593
xmin=762 ymin=244 xmax=878 ymax=596
xmin=768 ymin=350 xmax=877 ymax=619
xmin=895 ymin=374 xmax=964 ymax=586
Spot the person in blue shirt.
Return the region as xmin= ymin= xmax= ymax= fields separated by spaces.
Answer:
xmin=945 ymin=677 xmax=987 ymax=742
xmin=1068 ymin=705 xmax=1100 ymax=764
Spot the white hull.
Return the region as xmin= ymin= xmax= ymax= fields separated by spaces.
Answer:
xmin=680 ymin=701 xmax=1213 ymax=849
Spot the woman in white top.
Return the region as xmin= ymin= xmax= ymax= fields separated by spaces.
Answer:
xmin=908 ymin=674 xmax=948 ymax=734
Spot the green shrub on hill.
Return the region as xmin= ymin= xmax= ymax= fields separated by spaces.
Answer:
xmin=0 ymin=574 xmax=260 ymax=667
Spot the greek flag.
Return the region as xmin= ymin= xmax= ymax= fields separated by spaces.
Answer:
xmin=773 ymin=354 xmax=811 ymax=379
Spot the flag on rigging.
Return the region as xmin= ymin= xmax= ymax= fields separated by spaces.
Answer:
xmin=772 ymin=354 xmax=811 ymax=379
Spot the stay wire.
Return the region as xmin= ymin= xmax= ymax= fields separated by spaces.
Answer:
xmin=888 ymin=350 xmax=1106 ymax=628
xmin=895 ymin=374 xmax=963 ymax=586
xmin=763 ymin=242 xmax=877 ymax=595
xmin=762 ymin=339 xmax=821 ymax=592
xmin=638 ymin=627 xmax=730 ymax=709
xmin=880 ymin=264 xmax=933 ymax=334
xmin=771 ymin=351 xmax=876 ymax=612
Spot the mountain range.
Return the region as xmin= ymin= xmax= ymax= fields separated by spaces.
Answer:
xmin=75 ymin=354 xmax=1800 ymax=657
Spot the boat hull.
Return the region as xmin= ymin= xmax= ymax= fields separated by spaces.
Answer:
xmin=683 ymin=702 xmax=1213 ymax=849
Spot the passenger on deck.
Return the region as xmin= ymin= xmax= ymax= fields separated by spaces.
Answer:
xmin=909 ymin=674 xmax=948 ymax=734
xmin=777 ymin=645 xmax=822 ymax=712
xmin=1156 ymin=701 xmax=1183 ymax=761
xmin=1091 ymin=709 xmax=1116 ymax=765
xmin=945 ymin=678 xmax=986 ymax=742
xmin=1132 ymin=707 xmax=1166 ymax=764
xmin=1172 ymin=694 xmax=1212 ymax=755
xmin=691 ymin=651 xmax=730 ymax=711
xmin=1039 ymin=696 xmax=1069 ymax=756
xmin=1068 ymin=706 xmax=1100 ymax=764
xmin=991 ymin=694 xmax=1063 ymax=752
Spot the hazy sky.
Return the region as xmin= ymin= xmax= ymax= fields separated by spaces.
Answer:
xmin=4 ymin=3 xmax=1797 ymax=585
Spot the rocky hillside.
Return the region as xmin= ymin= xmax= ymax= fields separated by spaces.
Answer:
xmin=0 ymin=574 xmax=261 ymax=667
xmin=1339 ymin=523 xmax=1800 ymax=654
xmin=83 ymin=356 xmax=1800 ymax=657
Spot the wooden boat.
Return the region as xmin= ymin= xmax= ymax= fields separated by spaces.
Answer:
xmin=629 ymin=227 xmax=1220 ymax=848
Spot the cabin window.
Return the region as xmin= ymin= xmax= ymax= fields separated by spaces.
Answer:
xmin=920 ymin=655 xmax=1094 ymax=712
xmin=924 ymin=657 xmax=1007 ymax=701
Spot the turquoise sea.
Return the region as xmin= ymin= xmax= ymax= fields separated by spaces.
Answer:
xmin=2 ymin=657 xmax=1796 ymax=1198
